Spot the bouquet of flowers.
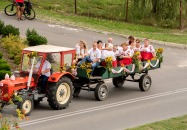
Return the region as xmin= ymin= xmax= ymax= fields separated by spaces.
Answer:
xmin=27 ymin=51 xmax=38 ymax=58
xmin=105 ymin=56 xmax=113 ymax=72
xmin=60 ymin=63 xmax=69 ymax=72
xmin=156 ymin=48 xmax=164 ymax=62
xmin=132 ymin=51 xmax=141 ymax=71
xmin=80 ymin=62 xmax=92 ymax=77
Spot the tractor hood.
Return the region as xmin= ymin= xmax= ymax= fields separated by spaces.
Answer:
xmin=0 ymin=77 xmax=35 ymax=90
xmin=0 ymin=77 xmax=35 ymax=102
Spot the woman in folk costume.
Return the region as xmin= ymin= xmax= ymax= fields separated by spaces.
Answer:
xmin=140 ymin=39 xmax=156 ymax=60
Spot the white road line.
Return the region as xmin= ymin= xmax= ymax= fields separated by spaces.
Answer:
xmin=48 ymin=24 xmax=83 ymax=32
xmin=20 ymin=88 xmax=187 ymax=127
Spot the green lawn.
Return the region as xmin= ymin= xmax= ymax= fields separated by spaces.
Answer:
xmin=0 ymin=0 xmax=187 ymax=44
xmin=127 ymin=115 xmax=187 ymax=130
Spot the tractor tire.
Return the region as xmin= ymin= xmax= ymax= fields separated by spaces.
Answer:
xmin=139 ymin=74 xmax=152 ymax=91
xmin=73 ymin=87 xmax=81 ymax=97
xmin=17 ymin=97 xmax=34 ymax=116
xmin=112 ymin=76 xmax=125 ymax=88
xmin=47 ymin=77 xmax=73 ymax=110
xmin=94 ymin=83 xmax=109 ymax=101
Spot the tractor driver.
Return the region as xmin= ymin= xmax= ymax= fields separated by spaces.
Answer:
xmin=34 ymin=57 xmax=51 ymax=92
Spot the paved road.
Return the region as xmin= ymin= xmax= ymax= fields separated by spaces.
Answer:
xmin=1 ymin=13 xmax=187 ymax=130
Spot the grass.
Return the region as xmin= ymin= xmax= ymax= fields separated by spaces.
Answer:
xmin=0 ymin=0 xmax=187 ymax=44
xmin=127 ymin=115 xmax=187 ymax=130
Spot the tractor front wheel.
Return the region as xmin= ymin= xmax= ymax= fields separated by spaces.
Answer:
xmin=47 ymin=77 xmax=73 ymax=110
xmin=17 ymin=97 xmax=34 ymax=116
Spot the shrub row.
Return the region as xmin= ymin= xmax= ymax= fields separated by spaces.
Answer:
xmin=1 ymin=35 xmax=28 ymax=65
xmin=0 ymin=19 xmax=48 ymax=67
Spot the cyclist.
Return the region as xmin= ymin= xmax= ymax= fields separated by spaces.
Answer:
xmin=15 ymin=0 xmax=24 ymax=20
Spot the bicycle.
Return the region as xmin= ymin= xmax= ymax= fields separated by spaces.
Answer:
xmin=4 ymin=1 xmax=36 ymax=20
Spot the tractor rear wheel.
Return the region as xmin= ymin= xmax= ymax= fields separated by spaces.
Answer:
xmin=47 ymin=77 xmax=73 ymax=110
xmin=17 ymin=97 xmax=34 ymax=116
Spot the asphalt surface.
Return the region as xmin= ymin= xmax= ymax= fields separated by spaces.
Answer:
xmin=1 ymin=13 xmax=187 ymax=130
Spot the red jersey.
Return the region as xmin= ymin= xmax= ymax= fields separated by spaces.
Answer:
xmin=15 ymin=0 xmax=24 ymax=3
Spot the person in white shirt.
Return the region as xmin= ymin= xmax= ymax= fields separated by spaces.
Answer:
xmin=113 ymin=45 xmax=120 ymax=57
xmin=118 ymin=42 xmax=134 ymax=65
xmin=102 ymin=38 xmax=113 ymax=49
xmin=34 ymin=58 xmax=51 ymax=92
xmin=119 ymin=42 xmax=134 ymax=58
xmin=101 ymin=44 xmax=116 ymax=61
xmin=75 ymin=40 xmax=88 ymax=63
xmin=79 ymin=42 xmax=101 ymax=75
xmin=127 ymin=36 xmax=135 ymax=45
xmin=140 ymin=39 xmax=156 ymax=57
xmin=134 ymin=39 xmax=142 ymax=52
xmin=97 ymin=40 xmax=103 ymax=50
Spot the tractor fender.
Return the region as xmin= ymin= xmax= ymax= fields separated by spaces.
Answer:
xmin=48 ymin=72 xmax=75 ymax=83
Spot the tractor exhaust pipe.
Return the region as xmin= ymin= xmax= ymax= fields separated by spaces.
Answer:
xmin=26 ymin=57 xmax=35 ymax=91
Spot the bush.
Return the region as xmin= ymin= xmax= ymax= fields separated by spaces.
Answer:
xmin=0 ymin=63 xmax=11 ymax=71
xmin=0 ymin=19 xmax=4 ymax=35
xmin=1 ymin=24 xmax=20 ymax=37
xmin=0 ymin=52 xmax=3 ymax=59
xmin=14 ymin=54 xmax=22 ymax=65
xmin=1 ymin=35 xmax=27 ymax=65
xmin=26 ymin=28 xmax=48 ymax=46
xmin=0 ymin=70 xmax=11 ymax=80
xmin=26 ymin=28 xmax=38 ymax=38
xmin=27 ymin=35 xmax=47 ymax=46
xmin=0 ymin=59 xmax=7 ymax=64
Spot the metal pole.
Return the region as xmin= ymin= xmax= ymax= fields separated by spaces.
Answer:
xmin=180 ymin=0 xmax=182 ymax=30
xmin=75 ymin=0 xmax=77 ymax=14
xmin=125 ymin=0 xmax=129 ymax=22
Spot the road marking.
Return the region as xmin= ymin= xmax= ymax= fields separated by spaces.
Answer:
xmin=178 ymin=61 xmax=187 ymax=67
xmin=48 ymin=24 xmax=83 ymax=32
xmin=20 ymin=88 xmax=187 ymax=127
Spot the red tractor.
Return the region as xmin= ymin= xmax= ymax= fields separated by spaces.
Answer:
xmin=0 ymin=45 xmax=75 ymax=115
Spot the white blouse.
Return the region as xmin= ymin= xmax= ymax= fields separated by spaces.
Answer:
xmin=140 ymin=45 xmax=155 ymax=53
xmin=75 ymin=45 xmax=86 ymax=59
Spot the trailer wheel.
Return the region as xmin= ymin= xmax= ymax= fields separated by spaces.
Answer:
xmin=47 ymin=77 xmax=73 ymax=110
xmin=139 ymin=74 xmax=152 ymax=91
xmin=73 ymin=87 xmax=81 ymax=97
xmin=17 ymin=97 xmax=33 ymax=116
xmin=112 ymin=77 xmax=125 ymax=88
xmin=95 ymin=83 xmax=109 ymax=101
